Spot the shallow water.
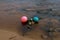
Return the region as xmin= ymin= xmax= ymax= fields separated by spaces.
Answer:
xmin=0 ymin=0 xmax=60 ymax=19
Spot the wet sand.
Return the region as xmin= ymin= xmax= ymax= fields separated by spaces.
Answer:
xmin=0 ymin=0 xmax=60 ymax=40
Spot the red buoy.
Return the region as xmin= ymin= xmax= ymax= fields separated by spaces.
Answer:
xmin=21 ymin=16 xmax=28 ymax=23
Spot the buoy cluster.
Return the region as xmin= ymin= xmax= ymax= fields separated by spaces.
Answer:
xmin=20 ymin=16 xmax=40 ymax=25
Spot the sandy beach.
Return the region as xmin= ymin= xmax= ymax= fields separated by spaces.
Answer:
xmin=0 ymin=0 xmax=60 ymax=40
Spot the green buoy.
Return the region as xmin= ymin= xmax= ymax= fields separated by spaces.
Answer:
xmin=33 ymin=16 xmax=39 ymax=22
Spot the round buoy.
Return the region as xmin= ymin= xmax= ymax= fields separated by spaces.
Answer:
xmin=21 ymin=16 xmax=28 ymax=23
xmin=33 ymin=16 xmax=39 ymax=22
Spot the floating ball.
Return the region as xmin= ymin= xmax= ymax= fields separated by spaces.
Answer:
xmin=33 ymin=16 xmax=39 ymax=22
xmin=21 ymin=16 xmax=28 ymax=23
